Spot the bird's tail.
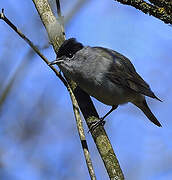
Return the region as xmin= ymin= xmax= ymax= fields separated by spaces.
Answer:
xmin=133 ymin=99 xmax=162 ymax=127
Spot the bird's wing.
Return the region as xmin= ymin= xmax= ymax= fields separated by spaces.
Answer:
xmin=93 ymin=47 xmax=161 ymax=101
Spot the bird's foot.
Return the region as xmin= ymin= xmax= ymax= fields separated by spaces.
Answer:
xmin=88 ymin=118 xmax=106 ymax=133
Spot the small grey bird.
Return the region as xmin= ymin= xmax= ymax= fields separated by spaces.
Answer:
xmin=50 ymin=38 xmax=162 ymax=128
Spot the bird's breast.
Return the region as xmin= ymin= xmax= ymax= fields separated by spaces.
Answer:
xmin=74 ymin=72 xmax=129 ymax=106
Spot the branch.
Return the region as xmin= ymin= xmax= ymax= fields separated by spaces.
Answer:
xmin=148 ymin=0 xmax=172 ymax=14
xmin=32 ymin=0 xmax=124 ymax=179
xmin=115 ymin=0 xmax=172 ymax=25
xmin=149 ymin=0 xmax=172 ymax=8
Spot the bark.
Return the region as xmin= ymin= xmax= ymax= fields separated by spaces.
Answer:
xmin=115 ymin=0 xmax=172 ymax=24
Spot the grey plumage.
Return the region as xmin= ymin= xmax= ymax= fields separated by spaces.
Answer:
xmin=50 ymin=38 xmax=162 ymax=127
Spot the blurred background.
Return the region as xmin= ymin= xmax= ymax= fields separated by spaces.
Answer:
xmin=0 ymin=0 xmax=172 ymax=179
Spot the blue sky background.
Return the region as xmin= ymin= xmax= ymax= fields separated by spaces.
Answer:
xmin=0 ymin=0 xmax=172 ymax=180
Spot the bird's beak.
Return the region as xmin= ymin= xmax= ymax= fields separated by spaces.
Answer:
xmin=48 ymin=58 xmax=64 ymax=66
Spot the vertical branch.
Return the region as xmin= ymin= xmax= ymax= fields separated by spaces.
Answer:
xmin=31 ymin=0 xmax=124 ymax=179
xmin=55 ymin=0 xmax=65 ymax=37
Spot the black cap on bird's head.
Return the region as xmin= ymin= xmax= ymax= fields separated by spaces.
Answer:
xmin=57 ymin=38 xmax=84 ymax=58
xmin=48 ymin=38 xmax=83 ymax=66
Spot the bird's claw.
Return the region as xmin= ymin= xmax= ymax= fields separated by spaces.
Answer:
xmin=88 ymin=118 xmax=106 ymax=133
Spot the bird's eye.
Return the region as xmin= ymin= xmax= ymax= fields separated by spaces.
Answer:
xmin=68 ymin=53 xmax=73 ymax=58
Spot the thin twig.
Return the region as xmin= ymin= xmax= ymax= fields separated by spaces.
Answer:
xmin=55 ymin=0 xmax=65 ymax=37
xmin=66 ymin=78 xmax=97 ymax=180
xmin=56 ymin=0 xmax=62 ymax=17
xmin=0 ymin=7 xmax=97 ymax=180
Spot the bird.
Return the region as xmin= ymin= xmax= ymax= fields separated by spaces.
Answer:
xmin=49 ymin=38 xmax=162 ymax=129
